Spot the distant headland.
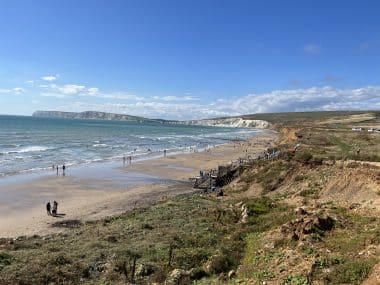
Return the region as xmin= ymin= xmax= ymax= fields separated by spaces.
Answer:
xmin=32 ymin=110 xmax=165 ymax=123
xmin=32 ymin=110 xmax=271 ymax=128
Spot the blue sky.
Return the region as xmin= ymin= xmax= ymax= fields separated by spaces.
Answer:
xmin=0 ymin=0 xmax=379 ymax=119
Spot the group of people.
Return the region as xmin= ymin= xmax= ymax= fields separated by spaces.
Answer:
xmin=52 ymin=164 xmax=66 ymax=176
xmin=46 ymin=200 xmax=59 ymax=216
xmin=123 ymin=155 xmax=132 ymax=166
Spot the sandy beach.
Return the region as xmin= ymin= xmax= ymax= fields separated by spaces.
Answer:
xmin=0 ymin=130 xmax=276 ymax=238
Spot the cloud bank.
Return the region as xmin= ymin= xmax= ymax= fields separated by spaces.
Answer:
xmin=53 ymin=86 xmax=380 ymax=120
xmin=213 ymin=86 xmax=380 ymax=116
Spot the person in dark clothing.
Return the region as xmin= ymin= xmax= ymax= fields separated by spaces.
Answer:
xmin=52 ymin=200 xmax=58 ymax=215
xmin=62 ymin=164 xmax=66 ymax=176
xmin=46 ymin=202 xmax=51 ymax=216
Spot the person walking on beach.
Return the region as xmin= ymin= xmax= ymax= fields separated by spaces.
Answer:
xmin=56 ymin=165 xmax=59 ymax=176
xmin=62 ymin=164 xmax=66 ymax=176
xmin=164 ymin=149 xmax=167 ymax=157
xmin=128 ymin=155 xmax=132 ymax=165
xmin=46 ymin=202 xmax=51 ymax=216
xmin=123 ymin=156 xmax=126 ymax=166
xmin=52 ymin=200 xmax=58 ymax=215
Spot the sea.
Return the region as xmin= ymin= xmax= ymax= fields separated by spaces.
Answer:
xmin=0 ymin=115 xmax=262 ymax=178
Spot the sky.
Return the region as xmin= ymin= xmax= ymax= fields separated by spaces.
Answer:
xmin=0 ymin=0 xmax=379 ymax=119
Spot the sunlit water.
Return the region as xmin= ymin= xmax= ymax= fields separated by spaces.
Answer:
xmin=0 ymin=115 xmax=261 ymax=177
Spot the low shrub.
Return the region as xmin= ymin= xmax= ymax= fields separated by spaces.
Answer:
xmin=327 ymin=259 xmax=376 ymax=284
xmin=0 ymin=252 xmax=11 ymax=270
xmin=295 ymin=151 xmax=313 ymax=164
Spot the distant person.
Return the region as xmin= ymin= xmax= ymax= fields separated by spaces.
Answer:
xmin=56 ymin=165 xmax=59 ymax=176
xmin=164 ymin=149 xmax=167 ymax=157
xmin=62 ymin=164 xmax=66 ymax=176
xmin=52 ymin=164 xmax=55 ymax=171
xmin=123 ymin=156 xmax=126 ymax=166
xmin=52 ymin=200 xmax=58 ymax=215
xmin=128 ymin=155 xmax=132 ymax=165
xmin=46 ymin=202 xmax=51 ymax=216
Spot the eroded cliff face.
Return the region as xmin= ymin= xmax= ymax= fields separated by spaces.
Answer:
xmin=185 ymin=118 xmax=270 ymax=129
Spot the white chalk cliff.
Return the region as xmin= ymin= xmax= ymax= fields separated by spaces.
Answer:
xmin=185 ymin=118 xmax=270 ymax=129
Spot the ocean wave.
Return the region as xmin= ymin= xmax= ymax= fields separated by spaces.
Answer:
xmin=9 ymin=146 xmax=53 ymax=154
xmin=0 ymin=143 xmax=21 ymax=148
xmin=92 ymin=143 xmax=108 ymax=147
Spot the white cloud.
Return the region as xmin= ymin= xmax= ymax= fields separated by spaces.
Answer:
xmin=39 ymin=83 xmax=141 ymax=100
xmin=13 ymin=87 xmax=26 ymax=94
xmin=41 ymin=92 xmax=69 ymax=98
xmin=26 ymin=80 xmax=34 ymax=84
xmin=58 ymin=101 xmax=226 ymax=120
xmin=152 ymin=95 xmax=199 ymax=101
xmin=304 ymin=43 xmax=321 ymax=54
xmin=0 ymin=87 xmax=26 ymax=94
xmin=59 ymin=84 xmax=86 ymax=95
xmin=95 ymin=91 xmax=143 ymax=100
xmin=87 ymin=87 xmax=99 ymax=95
xmin=41 ymin=75 xmax=57 ymax=81
xmin=213 ymin=86 xmax=380 ymax=116
xmin=38 ymin=85 xmax=380 ymax=120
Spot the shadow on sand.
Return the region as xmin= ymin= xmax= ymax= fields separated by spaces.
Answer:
xmin=50 ymin=219 xmax=83 ymax=229
xmin=51 ymin=213 xmax=66 ymax=218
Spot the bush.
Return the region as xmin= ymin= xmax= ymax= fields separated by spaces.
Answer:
xmin=189 ymin=267 xmax=207 ymax=280
xmin=294 ymin=174 xmax=307 ymax=182
xmin=327 ymin=259 xmax=375 ymax=284
xmin=284 ymin=274 xmax=309 ymax=285
xmin=295 ymin=151 xmax=313 ymax=164
xmin=205 ymin=254 xmax=233 ymax=274
xmin=311 ymin=156 xmax=323 ymax=165
xmin=0 ymin=252 xmax=11 ymax=270
xmin=246 ymin=197 xmax=273 ymax=215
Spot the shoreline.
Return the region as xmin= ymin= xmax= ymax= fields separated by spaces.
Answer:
xmin=0 ymin=128 xmax=265 ymax=181
xmin=0 ymin=130 xmax=277 ymax=238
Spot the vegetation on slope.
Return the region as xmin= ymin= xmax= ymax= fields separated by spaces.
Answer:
xmin=0 ymin=110 xmax=379 ymax=284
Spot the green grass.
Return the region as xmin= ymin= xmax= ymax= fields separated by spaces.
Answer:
xmin=320 ymin=259 xmax=376 ymax=285
xmin=240 ymin=111 xmax=377 ymax=124
xmin=0 ymin=252 xmax=12 ymax=271
xmin=283 ymin=274 xmax=309 ymax=285
xmin=244 ymin=161 xmax=294 ymax=193
xmin=0 ymin=195 xmax=293 ymax=284
xmin=2 ymin=112 xmax=380 ymax=284
xmin=308 ymin=208 xmax=380 ymax=284
xmin=328 ymin=135 xmax=352 ymax=153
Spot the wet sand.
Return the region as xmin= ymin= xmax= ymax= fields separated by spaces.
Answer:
xmin=0 ymin=130 xmax=276 ymax=238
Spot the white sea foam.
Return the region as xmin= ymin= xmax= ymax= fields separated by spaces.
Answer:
xmin=15 ymin=146 xmax=52 ymax=153
xmin=93 ymin=144 xmax=108 ymax=147
xmin=1 ymin=146 xmax=52 ymax=155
